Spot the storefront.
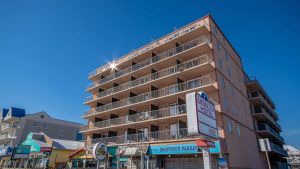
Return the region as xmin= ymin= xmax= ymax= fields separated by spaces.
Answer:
xmin=146 ymin=141 xmax=221 ymax=169
xmin=0 ymin=146 xmax=13 ymax=168
xmin=68 ymin=146 xmax=119 ymax=169
xmin=9 ymin=145 xmax=31 ymax=168
xmin=68 ymin=147 xmax=96 ymax=168
xmin=116 ymin=144 xmax=148 ymax=169
xmin=22 ymin=136 xmax=52 ymax=169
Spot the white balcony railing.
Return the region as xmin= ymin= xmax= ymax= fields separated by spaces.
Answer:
xmin=88 ymin=20 xmax=210 ymax=78
xmin=84 ymin=75 xmax=215 ymax=117
xmin=0 ymin=134 xmax=15 ymax=140
xmin=87 ymin=36 xmax=210 ymax=90
xmin=85 ymin=54 xmax=212 ymax=103
xmin=81 ymin=104 xmax=186 ymax=132
xmin=91 ymin=128 xmax=189 ymax=145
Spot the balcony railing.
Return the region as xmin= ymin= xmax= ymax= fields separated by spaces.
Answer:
xmin=84 ymin=75 xmax=215 ymax=117
xmin=269 ymin=141 xmax=288 ymax=156
xmin=1 ymin=123 xmax=11 ymax=131
xmin=253 ymin=106 xmax=281 ymax=130
xmin=250 ymin=91 xmax=277 ymax=118
xmin=81 ymin=104 xmax=187 ymax=132
xmin=87 ymin=36 xmax=210 ymax=90
xmin=85 ymin=54 xmax=212 ymax=103
xmin=0 ymin=134 xmax=15 ymax=140
xmin=257 ymin=123 xmax=284 ymax=143
xmin=91 ymin=128 xmax=189 ymax=144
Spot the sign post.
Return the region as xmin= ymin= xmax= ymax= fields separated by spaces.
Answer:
xmin=186 ymin=91 xmax=218 ymax=169
xmin=93 ymin=142 xmax=107 ymax=169
xmin=259 ymin=138 xmax=271 ymax=169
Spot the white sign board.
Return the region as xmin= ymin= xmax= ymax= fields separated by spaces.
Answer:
xmin=259 ymin=138 xmax=271 ymax=152
xmin=186 ymin=91 xmax=218 ymax=139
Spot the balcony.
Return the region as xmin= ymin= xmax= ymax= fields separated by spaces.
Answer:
xmin=0 ymin=123 xmax=16 ymax=134
xmin=83 ymin=75 xmax=217 ymax=118
xmin=81 ymin=104 xmax=187 ymax=133
xmin=88 ymin=19 xmax=210 ymax=80
xmin=0 ymin=134 xmax=15 ymax=144
xmin=269 ymin=141 xmax=288 ymax=157
xmin=256 ymin=123 xmax=284 ymax=143
xmin=245 ymin=77 xmax=276 ymax=109
xmin=86 ymin=36 xmax=211 ymax=91
xmin=252 ymin=106 xmax=281 ymax=131
xmin=91 ymin=128 xmax=190 ymax=145
xmin=85 ymin=54 xmax=213 ymax=104
xmin=249 ymin=92 xmax=278 ymax=120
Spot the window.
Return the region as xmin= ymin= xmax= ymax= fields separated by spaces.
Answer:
xmin=41 ymin=123 xmax=48 ymax=129
xmin=221 ymin=78 xmax=226 ymax=89
xmin=231 ymin=86 xmax=235 ymax=96
xmin=217 ymin=42 xmax=220 ymax=51
xmin=213 ymin=26 xmax=218 ymax=35
xmin=228 ymin=121 xmax=232 ymax=133
xmin=233 ymin=105 xmax=237 ymax=114
xmin=237 ymin=125 xmax=241 ymax=136
xmin=225 ymin=52 xmax=229 ymax=61
xmin=227 ymin=68 xmax=231 ymax=77
xmin=224 ymin=98 xmax=228 ymax=109
xmin=32 ymin=121 xmax=39 ymax=127
xmin=169 ymin=103 xmax=177 ymax=116
xmin=170 ymin=123 xmax=178 ymax=138
xmin=137 ymin=128 xmax=148 ymax=141
xmin=218 ymin=59 xmax=223 ymax=69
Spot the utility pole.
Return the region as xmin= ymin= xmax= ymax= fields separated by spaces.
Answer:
xmin=263 ymin=139 xmax=271 ymax=169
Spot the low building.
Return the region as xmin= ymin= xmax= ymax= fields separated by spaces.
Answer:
xmin=0 ymin=108 xmax=84 ymax=167
xmin=284 ymin=145 xmax=300 ymax=169
xmin=10 ymin=132 xmax=85 ymax=169
xmin=0 ymin=107 xmax=26 ymax=147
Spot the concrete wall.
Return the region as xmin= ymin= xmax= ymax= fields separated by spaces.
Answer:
xmin=208 ymin=16 xmax=266 ymax=169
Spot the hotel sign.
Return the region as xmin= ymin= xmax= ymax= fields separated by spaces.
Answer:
xmin=186 ymin=91 xmax=218 ymax=139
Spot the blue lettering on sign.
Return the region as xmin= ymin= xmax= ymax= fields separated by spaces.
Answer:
xmin=148 ymin=141 xmax=221 ymax=155
xmin=149 ymin=143 xmax=200 ymax=155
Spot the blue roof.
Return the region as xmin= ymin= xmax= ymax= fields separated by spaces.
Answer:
xmin=1 ymin=108 xmax=9 ymax=118
xmin=10 ymin=107 xmax=25 ymax=117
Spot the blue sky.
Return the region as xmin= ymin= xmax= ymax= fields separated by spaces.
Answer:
xmin=0 ymin=0 xmax=299 ymax=148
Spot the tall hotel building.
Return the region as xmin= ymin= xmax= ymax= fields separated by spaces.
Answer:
xmin=80 ymin=15 xmax=287 ymax=169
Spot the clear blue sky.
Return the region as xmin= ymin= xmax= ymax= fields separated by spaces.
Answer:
xmin=1 ymin=0 xmax=299 ymax=148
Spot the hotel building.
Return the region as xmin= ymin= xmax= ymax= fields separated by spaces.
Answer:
xmin=81 ymin=15 xmax=287 ymax=169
